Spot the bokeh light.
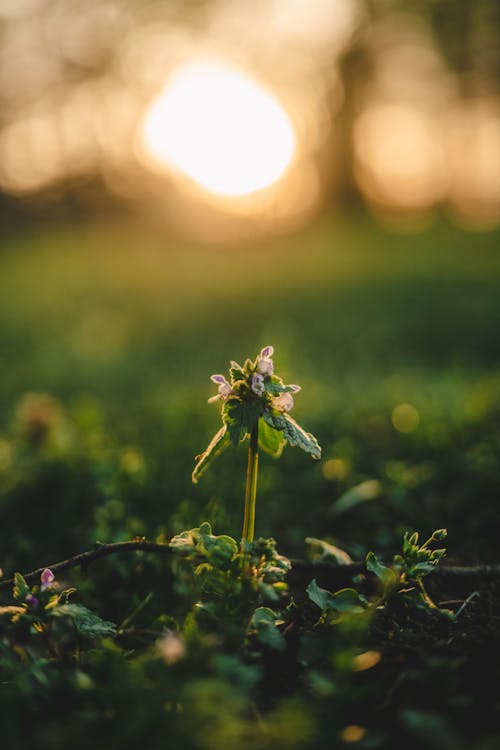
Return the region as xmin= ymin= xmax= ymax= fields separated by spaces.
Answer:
xmin=0 ymin=0 xmax=499 ymax=237
xmin=141 ymin=61 xmax=295 ymax=197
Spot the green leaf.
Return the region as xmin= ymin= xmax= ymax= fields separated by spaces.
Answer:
xmin=263 ymin=411 xmax=321 ymax=459
xmin=429 ymin=528 xmax=447 ymax=542
xmin=229 ymin=361 xmax=245 ymax=385
xmin=330 ymin=480 xmax=382 ymax=516
xmin=13 ymin=572 xmax=31 ymax=603
xmin=222 ymin=397 xmax=261 ymax=446
xmin=170 ymin=523 xmax=238 ymax=569
xmin=192 ymin=425 xmax=230 ymax=483
xmin=263 ymin=409 xmax=287 ymax=431
xmin=258 ymin=417 xmax=285 ymax=457
xmin=198 ymin=523 xmax=238 ymax=567
xmin=264 ymin=378 xmax=296 ymax=396
xmin=307 ymin=580 xmax=367 ymax=614
xmin=169 ymin=529 xmax=197 ymax=557
xmin=249 ymin=607 xmax=286 ymax=652
xmin=280 ymin=414 xmax=321 ymax=459
xmin=306 ymin=537 xmax=353 ymax=565
xmin=365 ymin=551 xmax=398 ymax=587
xmin=407 ymin=561 xmax=437 ymax=578
xmin=55 ymin=604 xmax=116 ymax=638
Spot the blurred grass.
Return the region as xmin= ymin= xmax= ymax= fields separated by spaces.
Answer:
xmin=1 ymin=215 xmax=499 ymax=578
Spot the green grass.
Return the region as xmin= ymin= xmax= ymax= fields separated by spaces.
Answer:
xmin=1 ymin=215 xmax=499 ymax=574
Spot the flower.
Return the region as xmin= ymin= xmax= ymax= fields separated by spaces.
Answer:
xmin=208 ymin=374 xmax=232 ymax=403
xmin=251 ymin=373 xmax=265 ymax=395
xmin=40 ymin=568 xmax=55 ymax=590
xmin=272 ymin=384 xmax=301 ymax=413
xmin=257 ymin=345 xmax=274 ymax=376
xmin=26 ymin=594 xmax=39 ymax=608
xmin=157 ymin=631 xmax=186 ymax=665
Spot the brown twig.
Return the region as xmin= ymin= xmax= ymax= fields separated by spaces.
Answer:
xmin=289 ymin=560 xmax=500 ymax=578
xmin=1 ymin=541 xmax=500 ymax=594
xmin=0 ymin=540 xmax=171 ymax=591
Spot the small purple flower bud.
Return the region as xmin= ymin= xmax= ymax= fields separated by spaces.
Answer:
xmin=272 ymin=392 xmax=294 ymax=412
xmin=260 ymin=346 xmax=274 ymax=359
xmin=40 ymin=568 xmax=55 ymax=590
xmin=208 ymin=375 xmax=232 ymax=403
xmin=26 ymin=594 xmax=39 ymax=608
xmin=257 ymin=346 xmax=274 ymax=376
xmin=251 ymin=373 xmax=265 ymax=395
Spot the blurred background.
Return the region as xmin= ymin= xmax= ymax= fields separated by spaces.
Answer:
xmin=1 ymin=0 xmax=500 ymax=580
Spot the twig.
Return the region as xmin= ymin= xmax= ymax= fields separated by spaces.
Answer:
xmin=289 ymin=560 xmax=500 ymax=578
xmin=1 ymin=541 xmax=500 ymax=594
xmin=0 ymin=540 xmax=171 ymax=591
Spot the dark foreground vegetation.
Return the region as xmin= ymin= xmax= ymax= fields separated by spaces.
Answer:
xmin=1 ymin=217 xmax=499 ymax=748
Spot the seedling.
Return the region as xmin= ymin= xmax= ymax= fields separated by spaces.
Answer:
xmin=193 ymin=346 xmax=321 ymax=543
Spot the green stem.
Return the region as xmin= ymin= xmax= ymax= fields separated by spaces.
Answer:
xmin=241 ymin=423 xmax=259 ymax=544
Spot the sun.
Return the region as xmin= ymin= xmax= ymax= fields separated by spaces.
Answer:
xmin=141 ymin=61 xmax=296 ymax=197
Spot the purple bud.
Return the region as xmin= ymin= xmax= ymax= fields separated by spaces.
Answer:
xmin=26 ymin=594 xmax=39 ymax=608
xmin=257 ymin=346 xmax=274 ymax=376
xmin=210 ymin=374 xmax=228 ymax=384
xmin=40 ymin=568 xmax=55 ymax=590
xmin=260 ymin=346 xmax=274 ymax=359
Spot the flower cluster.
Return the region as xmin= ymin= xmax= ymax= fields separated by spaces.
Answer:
xmin=25 ymin=568 xmax=56 ymax=609
xmin=208 ymin=345 xmax=301 ymax=414
xmin=193 ymin=345 xmax=320 ymax=483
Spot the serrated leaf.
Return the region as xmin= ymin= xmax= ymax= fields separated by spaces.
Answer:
xmin=192 ymin=425 xmax=230 ymax=483
xmin=13 ymin=573 xmax=31 ymax=603
xmin=263 ymin=410 xmax=320 ymax=458
xmin=198 ymin=525 xmax=238 ymax=567
xmin=258 ymin=417 xmax=285 ymax=457
xmin=263 ymin=409 xmax=286 ymax=433
xmin=281 ymin=414 xmax=321 ymax=459
xmin=169 ymin=529 xmax=197 ymax=557
xmin=170 ymin=523 xmax=238 ymax=569
xmin=264 ymin=379 xmax=296 ymax=396
xmin=222 ymin=397 xmax=261 ymax=446
xmin=55 ymin=604 xmax=116 ymax=638
xmin=307 ymin=579 xmax=367 ymax=614
xmin=229 ymin=361 xmax=245 ymax=385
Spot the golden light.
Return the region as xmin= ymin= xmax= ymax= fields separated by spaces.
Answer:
xmin=140 ymin=60 xmax=296 ymax=197
xmin=353 ymin=103 xmax=447 ymax=214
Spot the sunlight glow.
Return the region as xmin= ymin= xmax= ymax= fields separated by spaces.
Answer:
xmin=141 ymin=61 xmax=296 ymax=197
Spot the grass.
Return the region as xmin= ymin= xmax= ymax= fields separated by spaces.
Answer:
xmin=0 ymin=214 xmax=499 ymax=572
xmin=1 ymin=213 xmax=500 ymax=750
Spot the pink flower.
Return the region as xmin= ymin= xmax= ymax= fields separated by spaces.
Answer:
xmin=208 ymin=374 xmax=233 ymax=403
xmin=251 ymin=373 xmax=265 ymax=395
xmin=40 ymin=568 xmax=55 ymax=590
xmin=257 ymin=345 xmax=274 ymax=376
xmin=158 ymin=632 xmax=186 ymax=665
xmin=272 ymin=384 xmax=301 ymax=413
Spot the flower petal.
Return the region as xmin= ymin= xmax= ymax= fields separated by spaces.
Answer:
xmin=40 ymin=568 xmax=55 ymax=589
xmin=251 ymin=373 xmax=265 ymax=395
